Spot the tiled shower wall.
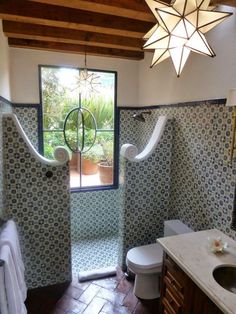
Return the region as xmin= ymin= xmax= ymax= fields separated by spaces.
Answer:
xmin=0 ymin=98 xmax=12 ymax=217
xmin=167 ymin=102 xmax=236 ymax=239
xmin=119 ymin=100 xmax=236 ymax=259
xmin=12 ymin=105 xmax=122 ymax=241
xmin=13 ymin=106 xmax=39 ymax=150
xmin=3 ymin=115 xmax=71 ymax=289
xmin=71 ymin=190 xmax=121 ymax=242
xmin=12 ymin=101 xmax=236 ymax=272
xmin=118 ymin=110 xmax=172 ymax=266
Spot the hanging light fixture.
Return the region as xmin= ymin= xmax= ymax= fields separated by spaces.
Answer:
xmin=143 ymin=0 xmax=232 ymax=77
xmin=76 ymin=50 xmax=100 ymax=95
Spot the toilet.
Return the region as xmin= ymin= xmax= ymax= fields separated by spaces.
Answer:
xmin=126 ymin=219 xmax=193 ymax=299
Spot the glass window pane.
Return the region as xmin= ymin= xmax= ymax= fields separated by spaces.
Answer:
xmin=70 ymin=153 xmax=81 ymax=188
xmin=40 ymin=66 xmax=116 ymax=190
xmin=43 ymin=131 xmax=65 ymax=159
xmin=81 ymin=72 xmax=115 ymax=130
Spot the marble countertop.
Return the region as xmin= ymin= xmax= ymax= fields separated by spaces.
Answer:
xmin=157 ymin=229 xmax=236 ymax=314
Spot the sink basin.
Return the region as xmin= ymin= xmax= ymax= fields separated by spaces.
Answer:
xmin=213 ymin=266 xmax=236 ymax=294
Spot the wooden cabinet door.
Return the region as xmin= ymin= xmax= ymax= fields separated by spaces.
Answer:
xmin=160 ymin=253 xmax=222 ymax=314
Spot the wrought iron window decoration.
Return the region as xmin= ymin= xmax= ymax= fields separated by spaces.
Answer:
xmin=63 ymin=54 xmax=102 ymax=187
xmin=64 ymin=51 xmax=100 ymax=155
xmin=143 ymin=0 xmax=232 ymax=77
xmin=63 ymin=106 xmax=97 ymax=154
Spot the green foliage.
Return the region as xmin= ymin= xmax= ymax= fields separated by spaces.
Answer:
xmin=82 ymin=132 xmax=114 ymax=164
xmin=97 ymin=134 xmax=114 ymax=166
xmin=82 ymin=96 xmax=114 ymax=129
xmin=97 ymin=132 xmax=113 ymax=143
xmin=82 ymin=144 xmax=103 ymax=163
xmin=63 ymin=129 xmax=79 ymax=153
xmin=44 ymin=131 xmax=65 ymax=159
xmin=42 ymin=68 xmax=66 ymax=130
xmin=84 ymin=128 xmax=96 ymax=148
xmin=41 ymin=67 xmax=115 ymax=164
xmin=42 ymin=67 xmax=80 ymax=131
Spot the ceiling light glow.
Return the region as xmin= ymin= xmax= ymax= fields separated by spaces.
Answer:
xmin=144 ymin=0 xmax=232 ymax=76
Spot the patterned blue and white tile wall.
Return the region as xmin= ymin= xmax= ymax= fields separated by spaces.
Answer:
xmin=0 ymin=98 xmax=12 ymax=217
xmin=13 ymin=106 xmax=39 ymax=150
xmin=3 ymin=116 xmax=71 ymax=289
xmin=11 ymin=100 xmax=236 ymax=274
xmin=119 ymin=100 xmax=236 ymax=268
xmin=118 ymin=110 xmax=172 ymax=266
xmin=11 ymin=105 xmax=122 ymax=242
xmin=71 ymin=189 xmax=121 ymax=242
xmin=167 ymin=102 xmax=236 ymax=239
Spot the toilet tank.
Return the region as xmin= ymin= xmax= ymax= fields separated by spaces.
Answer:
xmin=164 ymin=220 xmax=193 ymax=237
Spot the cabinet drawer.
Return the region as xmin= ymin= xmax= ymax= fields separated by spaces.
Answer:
xmin=164 ymin=255 xmax=186 ymax=286
xmin=165 ymin=270 xmax=184 ymax=298
xmin=160 ymin=253 xmax=223 ymax=314
xmin=163 ymin=288 xmax=182 ymax=314
xmin=163 ymin=300 xmax=176 ymax=314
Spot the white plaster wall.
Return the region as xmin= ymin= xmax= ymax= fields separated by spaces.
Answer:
xmin=0 ymin=21 xmax=11 ymax=100
xmin=9 ymin=48 xmax=139 ymax=106
xmin=8 ymin=5 xmax=236 ymax=107
xmin=138 ymin=6 xmax=236 ymax=106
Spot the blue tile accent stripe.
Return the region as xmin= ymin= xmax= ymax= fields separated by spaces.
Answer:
xmin=119 ymin=98 xmax=226 ymax=110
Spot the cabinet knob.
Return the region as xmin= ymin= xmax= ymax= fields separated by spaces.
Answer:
xmin=170 ymin=280 xmax=176 ymax=288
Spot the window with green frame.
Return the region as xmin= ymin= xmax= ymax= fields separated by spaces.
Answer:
xmin=39 ymin=65 xmax=118 ymax=191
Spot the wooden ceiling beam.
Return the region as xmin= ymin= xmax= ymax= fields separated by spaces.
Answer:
xmin=28 ymin=0 xmax=157 ymax=22
xmin=0 ymin=0 xmax=154 ymax=38
xmin=27 ymin=0 xmax=236 ymax=15
xmin=212 ymin=0 xmax=236 ymax=6
xmin=8 ymin=38 xmax=145 ymax=60
xmin=3 ymin=21 xmax=144 ymax=51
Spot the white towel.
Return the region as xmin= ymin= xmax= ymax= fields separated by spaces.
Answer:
xmin=0 ymin=220 xmax=27 ymax=301
xmin=78 ymin=266 xmax=116 ymax=282
xmin=0 ymin=261 xmax=8 ymax=314
xmin=0 ymin=245 xmax=27 ymax=314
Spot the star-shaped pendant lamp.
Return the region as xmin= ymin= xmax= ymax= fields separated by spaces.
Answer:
xmin=76 ymin=51 xmax=100 ymax=96
xmin=143 ymin=0 xmax=232 ymax=76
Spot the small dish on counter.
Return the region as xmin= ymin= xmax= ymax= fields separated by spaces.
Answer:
xmin=207 ymin=236 xmax=228 ymax=253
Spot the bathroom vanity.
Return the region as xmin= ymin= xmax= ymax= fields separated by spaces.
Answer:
xmin=158 ymin=229 xmax=236 ymax=314
xmin=160 ymin=252 xmax=222 ymax=313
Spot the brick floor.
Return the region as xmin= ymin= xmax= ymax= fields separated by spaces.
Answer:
xmin=26 ymin=267 xmax=160 ymax=314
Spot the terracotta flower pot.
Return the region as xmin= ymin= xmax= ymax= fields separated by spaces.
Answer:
xmin=98 ymin=162 xmax=113 ymax=184
xmin=82 ymin=158 xmax=98 ymax=175
xmin=69 ymin=153 xmax=78 ymax=170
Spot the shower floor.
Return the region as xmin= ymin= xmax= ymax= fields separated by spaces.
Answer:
xmin=72 ymin=236 xmax=119 ymax=277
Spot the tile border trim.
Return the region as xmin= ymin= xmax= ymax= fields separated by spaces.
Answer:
xmin=119 ymin=98 xmax=226 ymax=110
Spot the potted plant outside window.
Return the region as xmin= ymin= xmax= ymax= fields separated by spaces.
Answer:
xmin=98 ymin=141 xmax=114 ymax=184
xmin=81 ymin=145 xmax=103 ymax=175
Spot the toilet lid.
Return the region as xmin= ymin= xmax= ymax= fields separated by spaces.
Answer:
xmin=127 ymin=243 xmax=163 ymax=270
